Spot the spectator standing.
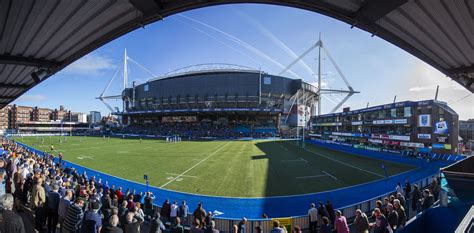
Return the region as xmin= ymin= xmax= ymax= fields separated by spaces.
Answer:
xmin=193 ymin=202 xmax=206 ymax=223
xmin=386 ymin=204 xmax=398 ymax=232
xmin=47 ymin=183 xmax=61 ymax=233
xmin=370 ymin=208 xmax=389 ymax=233
xmin=172 ymin=217 xmax=184 ymax=233
xmin=178 ymin=201 xmax=189 ymax=225
xmin=62 ymin=197 xmax=85 ymax=233
xmin=205 ymin=220 xmax=219 ymax=233
xmin=318 ymin=217 xmax=332 ymax=233
xmin=404 ymin=180 xmax=411 ymax=200
xmin=237 ymin=217 xmax=247 ymax=233
xmin=333 ymin=210 xmax=349 ymax=233
xmin=31 ymin=177 xmax=46 ymax=231
xmin=161 ymin=199 xmax=171 ymax=222
xmin=270 ymin=220 xmax=284 ymax=233
xmin=170 ymin=200 xmax=179 ymax=224
xmin=308 ymin=203 xmax=318 ymax=233
xmin=149 ymin=212 xmax=166 ymax=233
xmin=411 ymin=185 xmax=422 ymax=213
xmin=318 ymin=202 xmax=328 ymax=219
xmin=58 ymin=190 xmax=73 ymax=227
xmin=325 ymin=201 xmax=335 ymax=225
xmin=122 ymin=212 xmax=144 ymax=233
xmin=81 ymin=201 xmax=102 ymax=233
xmin=191 ymin=219 xmax=204 ymax=233
xmin=421 ymin=189 xmax=435 ymax=211
xmin=393 ymin=199 xmax=406 ymax=229
xmin=101 ymin=215 xmax=123 ymax=233
xmin=0 ymin=193 xmax=26 ymax=233
xmin=353 ymin=209 xmax=369 ymax=233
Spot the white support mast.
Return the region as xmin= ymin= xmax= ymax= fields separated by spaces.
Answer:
xmin=123 ymin=49 xmax=128 ymax=90
xmin=317 ymin=33 xmax=322 ymax=116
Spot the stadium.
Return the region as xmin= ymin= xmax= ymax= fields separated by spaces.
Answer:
xmin=118 ymin=63 xmax=318 ymax=138
xmin=0 ymin=1 xmax=473 ymax=233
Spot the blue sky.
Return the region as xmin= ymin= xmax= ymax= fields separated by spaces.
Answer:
xmin=13 ymin=4 xmax=473 ymax=119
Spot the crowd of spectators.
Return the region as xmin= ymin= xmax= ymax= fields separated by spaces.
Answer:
xmin=305 ymin=178 xmax=441 ymax=233
xmin=112 ymin=123 xmax=276 ymax=139
xmin=0 ymin=137 xmax=441 ymax=233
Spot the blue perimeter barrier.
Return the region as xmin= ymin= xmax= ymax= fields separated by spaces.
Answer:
xmin=8 ymin=139 xmax=450 ymax=219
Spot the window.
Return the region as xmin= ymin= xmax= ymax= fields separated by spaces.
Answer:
xmin=391 ymin=109 xmax=397 ymax=117
xmin=264 ymin=76 xmax=271 ymax=85
xmin=144 ymin=84 xmax=149 ymax=92
xmin=404 ymin=107 xmax=412 ymax=117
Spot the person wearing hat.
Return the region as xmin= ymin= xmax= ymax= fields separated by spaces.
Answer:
xmin=81 ymin=201 xmax=102 ymax=233
xmin=237 ymin=217 xmax=247 ymax=233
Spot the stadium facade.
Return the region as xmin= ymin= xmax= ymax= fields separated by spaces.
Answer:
xmin=311 ymin=100 xmax=459 ymax=154
xmin=118 ymin=64 xmax=318 ymax=135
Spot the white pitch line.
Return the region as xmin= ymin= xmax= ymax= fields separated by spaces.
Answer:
xmin=296 ymin=174 xmax=327 ymax=179
xmin=166 ymin=173 xmax=198 ymax=178
xmin=160 ymin=142 xmax=230 ymax=188
xmin=281 ymin=158 xmax=307 ymax=163
xmin=322 ymin=171 xmax=338 ymax=181
xmin=297 ymin=144 xmax=385 ymax=178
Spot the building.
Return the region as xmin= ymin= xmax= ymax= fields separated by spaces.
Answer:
xmin=459 ymin=119 xmax=474 ymax=153
xmin=32 ymin=107 xmax=52 ymax=122
xmin=89 ymin=111 xmax=102 ymax=124
xmin=52 ymin=105 xmax=67 ymax=121
xmin=0 ymin=105 xmax=10 ymax=131
xmin=311 ymin=100 xmax=459 ymax=154
xmin=9 ymin=105 xmax=33 ymax=129
xmin=118 ymin=64 xmax=318 ymax=134
xmin=459 ymin=119 xmax=474 ymax=142
xmin=0 ymin=104 xmax=88 ymax=131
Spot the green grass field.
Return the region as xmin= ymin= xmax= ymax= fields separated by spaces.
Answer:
xmin=13 ymin=136 xmax=416 ymax=197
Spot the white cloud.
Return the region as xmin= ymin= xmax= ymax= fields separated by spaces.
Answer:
xmin=17 ymin=94 xmax=47 ymax=102
xmin=63 ymin=53 xmax=117 ymax=75
xmin=408 ymin=84 xmax=438 ymax=92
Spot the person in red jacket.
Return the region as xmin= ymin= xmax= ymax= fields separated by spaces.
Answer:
xmin=116 ymin=187 xmax=123 ymax=203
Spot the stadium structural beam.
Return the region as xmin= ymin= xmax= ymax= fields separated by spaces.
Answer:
xmin=447 ymin=65 xmax=474 ymax=75
xmin=128 ymin=0 xmax=164 ymax=22
xmin=354 ymin=0 xmax=409 ymax=22
xmin=0 ymin=83 xmax=29 ymax=89
xmin=0 ymin=55 xmax=61 ymax=68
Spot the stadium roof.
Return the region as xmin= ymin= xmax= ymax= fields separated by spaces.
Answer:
xmin=1 ymin=0 xmax=473 ymax=108
xmin=148 ymin=63 xmax=262 ymax=81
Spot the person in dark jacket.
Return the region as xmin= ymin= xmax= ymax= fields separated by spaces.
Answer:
xmin=0 ymin=194 xmax=26 ymax=233
xmin=160 ymin=199 xmax=171 ymax=223
xmin=205 ymin=220 xmax=219 ymax=233
xmin=386 ymin=204 xmax=398 ymax=231
xmin=122 ymin=212 xmax=143 ymax=233
xmin=47 ymin=184 xmax=61 ymax=233
xmin=325 ymin=200 xmax=335 ymax=225
xmin=101 ymin=215 xmax=123 ymax=233
xmin=411 ymin=184 xmax=422 ymax=213
xmin=421 ymin=189 xmax=435 ymax=211
xmin=237 ymin=217 xmax=247 ymax=233
xmin=318 ymin=217 xmax=332 ymax=233
xmin=149 ymin=212 xmax=166 ymax=233
xmin=318 ymin=202 xmax=329 ymax=219
xmin=193 ymin=202 xmax=206 ymax=223
xmin=172 ymin=217 xmax=184 ymax=233
xmin=369 ymin=208 xmax=388 ymax=233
